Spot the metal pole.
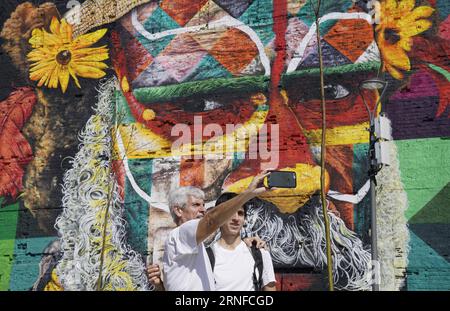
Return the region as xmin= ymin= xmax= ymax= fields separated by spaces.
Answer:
xmin=360 ymin=78 xmax=388 ymax=291
xmin=369 ymin=123 xmax=379 ymax=291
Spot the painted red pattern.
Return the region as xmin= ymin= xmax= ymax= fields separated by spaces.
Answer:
xmin=0 ymin=87 xmax=37 ymax=199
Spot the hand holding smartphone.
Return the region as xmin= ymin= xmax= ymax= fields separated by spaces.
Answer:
xmin=265 ymin=171 xmax=297 ymax=188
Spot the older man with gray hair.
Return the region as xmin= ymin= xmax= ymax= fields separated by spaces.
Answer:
xmin=155 ymin=171 xmax=272 ymax=291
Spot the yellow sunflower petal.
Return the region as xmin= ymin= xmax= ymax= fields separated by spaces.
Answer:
xmin=72 ymin=61 xmax=108 ymax=70
xmin=59 ymin=67 xmax=70 ymax=93
xmin=30 ymin=62 xmax=56 ymax=80
xmin=37 ymin=70 xmax=51 ymax=87
xmin=28 ymin=17 xmax=108 ymax=91
xmin=60 ymin=19 xmax=73 ymax=44
xmin=398 ymin=7 xmax=435 ymax=30
xmin=72 ymin=64 xmax=107 ymax=79
xmin=49 ymin=16 xmax=60 ymax=35
xmin=384 ymin=44 xmax=410 ymax=70
xmin=27 ymin=50 xmax=44 ymax=61
xmin=48 ymin=65 xmax=60 ymax=89
xmin=37 ymin=62 xmax=56 ymax=87
xmin=36 ymin=31 xmax=63 ymax=48
xmin=72 ymin=28 xmax=108 ymax=49
xmin=30 ymin=66 xmax=49 ymax=81
xmin=398 ymin=37 xmax=413 ymax=51
xmin=384 ymin=0 xmax=398 ymax=14
xmin=71 ymin=46 xmax=109 ymax=56
xmin=72 ymin=52 xmax=109 ymax=62
xmin=410 ymin=6 xmax=435 ymax=20
xmin=68 ymin=65 xmax=81 ymax=88
xmin=398 ymin=0 xmax=415 ymax=15
xmin=399 ymin=19 xmax=433 ymax=38
xmin=385 ymin=63 xmax=404 ymax=80
xmin=28 ymin=51 xmax=50 ymax=62
xmin=30 ymin=58 xmax=56 ymax=71
xmin=29 ymin=28 xmax=45 ymax=48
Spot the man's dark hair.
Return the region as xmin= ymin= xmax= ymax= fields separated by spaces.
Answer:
xmin=214 ymin=192 xmax=248 ymax=218
xmin=208 ymin=193 xmax=264 ymax=290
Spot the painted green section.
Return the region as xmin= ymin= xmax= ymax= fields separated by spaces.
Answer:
xmin=124 ymin=158 xmax=153 ymax=256
xmin=187 ymin=54 xmax=233 ymax=82
xmin=428 ymin=63 xmax=450 ymax=81
xmin=137 ymin=7 xmax=179 ymax=57
xmin=133 ymin=75 xmax=270 ymax=104
xmin=281 ymin=61 xmax=381 ymax=86
xmin=407 ymin=232 xmax=450 ymax=290
xmin=396 ymin=138 xmax=450 ymax=220
xmin=410 ymin=183 xmax=450 ymax=224
xmin=239 ymin=0 xmax=275 ymax=45
xmin=297 ymin=0 xmax=354 ymax=28
xmin=0 ymin=201 xmax=19 ymax=290
xmin=436 ymin=0 xmax=450 ymax=20
xmin=9 ymin=237 xmax=56 ymax=291
xmin=352 ymin=143 xmax=371 ymax=243
xmin=232 ymin=152 xmax=246 ymax=170
xmin=115 ymin=90 xmax=136 ymax=124
xmin=256 ymin=104 xmax=269 ymax=112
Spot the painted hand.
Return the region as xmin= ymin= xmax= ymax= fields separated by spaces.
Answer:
xmin=243 ymin=236 xmax=268 ymax=250
xmin=245 ymin=169 xmax=273 ymax=197
xmin=146 ymin=264 xmax=164 ymax=291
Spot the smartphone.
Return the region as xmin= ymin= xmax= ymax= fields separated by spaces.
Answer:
xmin=266 ymin=171 xmax=297 ymax=188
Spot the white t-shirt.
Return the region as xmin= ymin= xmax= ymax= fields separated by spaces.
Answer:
xmin=211 ymin=241 xmax=276 ymax=291
xmin=162 ymin=219 xmax=215 ymax=291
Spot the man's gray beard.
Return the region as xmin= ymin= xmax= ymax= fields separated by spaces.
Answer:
xmin=243 ymin=197 xmax=373 ymax=291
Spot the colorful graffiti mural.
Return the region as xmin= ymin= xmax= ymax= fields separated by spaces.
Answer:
xmin=0 ymin=0 xmax=448 ymax=291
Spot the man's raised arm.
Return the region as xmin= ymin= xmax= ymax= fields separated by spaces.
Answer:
xmin=195 ymin=170 xmax=271 ymax=244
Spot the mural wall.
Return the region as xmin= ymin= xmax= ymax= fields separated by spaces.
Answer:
xmin=0 ymin=0 xmax=448 ymax=291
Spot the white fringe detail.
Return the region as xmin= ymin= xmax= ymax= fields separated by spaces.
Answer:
xmin=55 ymin=78 xmax=150 ymax=291
xmin=375 ymin=141 xmax=410 ymax=291
xmin=244 ymin=200 xmax=372 ymax=291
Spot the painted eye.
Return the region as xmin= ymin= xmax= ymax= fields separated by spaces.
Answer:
xmin=203 ymin=100 xmax=223 ymax=111
xmin=183 ymin=98 xmax=225 ymax=112
xmin=90 ymin=190 xmax=105 ymax=200
xmin=324 ymin=84 xmax=350 ymax=100
xmin=288 ymin=81 xmax=352 ymax=103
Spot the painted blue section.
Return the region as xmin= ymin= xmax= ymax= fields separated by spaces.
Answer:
xmin=137 ymin=7 xmax=180 ymax=57
xmin=187 ymin=54 xmax=233 ymax=81
xmin=436 ymin=0 xmax=450 ymax=20
xmin=299 ymin=39 xmax=352 ymax=69
xmin=239 ymin=0 xmax=275 ymax=45
xmin=407 ymin=231 xmax=450 ymax=290
xmin=9 ymin=237 xmax=56 ymax=291
xmin=115 ymin=90 xmax=136 ymax=124
xmin=233 ymin=152 xmax=246 ymax=170
xmin=297 ymin=0 xmax=354 ymax=27
xmin=353 ymin=143 xmax=370 ymax=244
xmin=124 ymin=158 xmax=153 ymax=257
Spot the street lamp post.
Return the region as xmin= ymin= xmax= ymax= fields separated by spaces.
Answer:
xmin=359 ymin=78 xmax=389 ymax=292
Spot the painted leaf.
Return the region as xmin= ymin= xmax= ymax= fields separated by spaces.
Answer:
xmin=0 ymin=87 xmax=37 ymax=200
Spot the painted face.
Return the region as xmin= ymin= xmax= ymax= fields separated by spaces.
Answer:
xmin=175 ymin=195 xmax=206 ymax=224
xmin=112 ymin=0 xmax=381 ymax=267
xmin=220 ymin=207 xmax=246 ymax=237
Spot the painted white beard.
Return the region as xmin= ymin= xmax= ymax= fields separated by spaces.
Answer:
xmin=55 ymin=78 xmax=150 ymax=291
xmin=375 ymin=141 xmax=410 ymax=291
xmin=52 ymin=78 xmax=409 ymax=291
xmin=242 ymin=142 xmax=409 ymax=291
xmin=243 ymin=199 xmax=373 ymax=291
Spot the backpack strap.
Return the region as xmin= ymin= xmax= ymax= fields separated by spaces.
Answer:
xmin=249 ymin=242 xmax=264 ymax=291
xmin=206 ymin=246 xmax=215 ymax=271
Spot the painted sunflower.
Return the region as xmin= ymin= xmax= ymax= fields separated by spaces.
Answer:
xmin=376 ymin=0 xmax=434 ymax=79
xmin=27 ymin=17 xmax=109 ymax=93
